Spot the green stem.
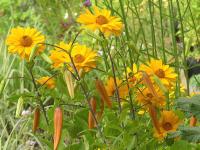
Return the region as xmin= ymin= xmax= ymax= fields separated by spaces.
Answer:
xmin=158 ymin=0 xmax=166 ymax=63
xmin=131 ymin=1 xmax=150 ymax=61
xmin=28 ymin=64 xmax=49 ymax=126
xmin=119 ymin=0 xmax=133 ymax=65
xmin=168 ymin=0 xmax=180 ymax=97
xmin=186 ymin=0 xmax=200 ymax=45
xmin=148 ymin=0 xmax=157 ymax=57
xmin=176 ymin=0 xmax=190 ymax=95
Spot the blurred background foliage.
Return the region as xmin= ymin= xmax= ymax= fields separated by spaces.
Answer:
xmin=0 ymin=0 xmax=200 ymax=149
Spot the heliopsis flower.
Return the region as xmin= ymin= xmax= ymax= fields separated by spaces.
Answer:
xmin=136 ymin=87 xmax=166 ymax=109
xmin=6 ymin=27 xmax=45 ymax=60
xmin=77 ymin=6 xmax=123 ymax=36
xmin=105 ymin=77 xmax=129 ymax=99
xmin=125 ymin=63 xmax=142 ymax=87
xmin=154 ymin=110 xmax=182 ymax=140
xmin=37 ymin=76 xmax=55 ymax=89
xmin=49 ymin=42 xmax=98 ymax=72
xmin=140 ymin=59 xmax=177 ymax=87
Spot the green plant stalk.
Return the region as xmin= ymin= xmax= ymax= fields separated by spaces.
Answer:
xmin=175 ymin=0 xmax=189 ymax=95
xmin=158 ymin=0 xmax=166 ymax=63
xmin=20 ymin=60 xmax=24 ymax=94
xmin=123 ymin=62 xmax=135 ymax=119
xmin=68 ymin=53 xmax=107 ymax=144
xmin=118 ymin=0 xmax=133 ymax=65
xmin=131 ymin=1 xmax=150 ymax=61
xmin=100 ymin=41 xmax=110 ymax=71
xmin=28 ymin=64 xmax=49 ymax=126
xmin=186 ymin=0 xmax=199 ymax=45
xmin=48 ymin=31 xmax=107 ymax=144
xmin=168 ymin=0 xmax=180 ymax=97
xmin=109 ymin=52 xmax=122 ymax=113
xmin=148 ymin=0 xmax=157 ymax=57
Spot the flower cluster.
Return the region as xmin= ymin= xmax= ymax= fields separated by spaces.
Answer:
xmin=5 ymin=5 xmax=185 ymax=144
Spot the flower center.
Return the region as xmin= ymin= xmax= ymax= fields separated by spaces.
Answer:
xmin=155 ymin=69 xmax=165 ymax=78
xmin=74 ymin=54 xmax=85 ymax=63
xmin=20 ymin=35 xmax=33 ymax=47
xmin=146 ymin=93 xmax=153 ymax=98
xmin=96 ymin=15 xmax=108 ymax=25
xmin=163 ymin=122 xmax=173 ymax=131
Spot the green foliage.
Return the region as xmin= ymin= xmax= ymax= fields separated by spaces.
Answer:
xmin=0 ymin=0 xmax=200 ymax=149
xmin=180 ymin=127 xmax=200 ymax=143
xmin=176 ymin=95 xmax=200 ymax=118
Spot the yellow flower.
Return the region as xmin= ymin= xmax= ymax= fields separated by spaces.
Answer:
xmin=37 ymin=76 xmax=55 ymax=89
xmin=169 ymin=83 xmax=186 ymax=99
xmin=6 ymin=27 xmax=45 ymax=60
xmin=140 ymin=59 xmax=177 ymax=87
xmin=105 ymin=77 xmax=129 ymax=99
xmin=49 ymin=42 xmax=98 ymax=72
xmin=125 ymin=63 xmax=142 ymax=87
xmin=138 ymin=110 xmax=145 ymax=115
xmin=77 ymin=6 xmax=123 ymax=37
xmin=154 ymin=110 xmax=182 ymax=140
xmin=136 ymin=87 xmax=166 ymax=109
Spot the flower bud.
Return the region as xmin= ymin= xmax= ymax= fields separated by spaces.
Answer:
xmin=190 ymin=116 xmax=197 ymax=127
xmin=95 ymin=78 xmax=112 ymax=108
xmin=54 ymin=107 xmax=63 ymax=150
xmin=15 ymin=97 xmax=24 ymax=118
xmin=64 ymin=70 xmax=74 ymax=98
xmin=33 ymin=107 xmax=40 ymax=133
xmin=88 ymin=97 xmax=96 ymax=129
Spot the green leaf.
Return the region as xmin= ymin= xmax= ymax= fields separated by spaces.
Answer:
xmin=180 ymin=127 xmax=200 ymax=143
xmin=171 ymin=140 xmax=193 ymax=150
xmin=176 ymin=95 xmax=200 ymax=118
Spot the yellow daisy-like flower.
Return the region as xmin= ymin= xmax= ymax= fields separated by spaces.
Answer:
xmin=37 ymin=76 xmax=55 ymax=89
xmin=105 ymin=77 xmax=129 ymax=99
xmin=140 ymin=59 xmax=177 ymax=87
xmin=77 ymin=6 xmax=123 ymax=37
xmin=6 ymin=27 xmax=45 ymax=60
xmin=154 ymin=110 xmax=182 ymax=140
xmin=136 ymin=87 xmax=166 ymax=109
xmin=49 ymin=42 xmax=98 ymax=72
xmin=125 ymin=63 xmax=142 ymax=87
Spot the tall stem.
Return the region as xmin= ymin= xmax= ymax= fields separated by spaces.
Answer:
xmin=119 ymin=0 xmax=133 ymax=65
xmin=28 ymin=64 xmax=49 ymax=125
